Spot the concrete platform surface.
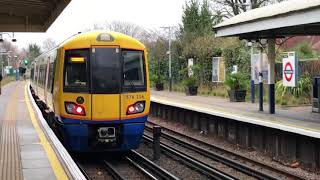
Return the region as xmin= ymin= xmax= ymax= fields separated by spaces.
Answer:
xmin=151 ymin=90 xmax=320 ymax=138
xmin=0 ymin=81 xmax=68 ymax=180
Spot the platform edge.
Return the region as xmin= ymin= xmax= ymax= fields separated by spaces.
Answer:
xmin=27 ymin=84 xmax=86 ymax=180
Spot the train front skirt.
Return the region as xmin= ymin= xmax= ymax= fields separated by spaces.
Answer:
xmin=57 ymin=115 xmax=148 ymax=152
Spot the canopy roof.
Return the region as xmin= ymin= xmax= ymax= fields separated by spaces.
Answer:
xmin=0 ymin=0 xmax=71 ymax=32
xmin=214 ymin=0 xmax=320 ymax=39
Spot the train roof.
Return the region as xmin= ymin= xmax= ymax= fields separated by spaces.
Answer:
xmin=61 ymin=31 xmax=146 ymax=50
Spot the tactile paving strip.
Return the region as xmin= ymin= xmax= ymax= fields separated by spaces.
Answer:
xmin=0 ymin=85 xmax=23 ymax=180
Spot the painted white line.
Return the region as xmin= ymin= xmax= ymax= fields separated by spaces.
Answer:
xmin=151 ymin=96 xmax=320 ymax=139
xmin=27 ymin=84 xmax=86 ymax=180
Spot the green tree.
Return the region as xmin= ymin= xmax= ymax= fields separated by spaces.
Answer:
xmin=182 ymin=0 xmax=201 ymax=35
xmin=26 ymin=44 xmax=41 ymax=64
xmin=148 ymin=38 xmax=168 ymax=84
xmin=199 ymin=0 xmax=213 ymax=35
xmin=180 ymin=0 xmax=225 ymax=85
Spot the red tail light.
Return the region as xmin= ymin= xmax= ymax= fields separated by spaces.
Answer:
xmin=65 ymin=102 xmax=86 ymax=116
xmin=127 ymin=101 xmax=145 ymax=115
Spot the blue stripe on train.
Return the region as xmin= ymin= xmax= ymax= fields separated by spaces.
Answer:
xmin=60 ymin=115 xmax=148 ymax=124
xmin=58 ymin=115 xmax=148 ymax=152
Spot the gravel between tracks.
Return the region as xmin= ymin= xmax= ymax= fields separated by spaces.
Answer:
xmin=106 ymin=158 xmax=153 ymax=180
xmin=144 ymin=130 xmax=254 ymax=180
xmin=76 ymin=158 xmax=112 ymax=180
xmin=148 ymin=116 xmax=320 ymax=180
xmin=137 ymin=140 xmax=211 ymax=180
xmin=74 ymin=153 xmax=151 ymax=180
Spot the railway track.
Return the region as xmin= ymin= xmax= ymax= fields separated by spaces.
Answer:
xmin=75 ymin=150 xmax=179 ymax=180
xmin=142 ymin=135 xmax=238 ymax=180
xmin=103 ymin=150 xmax=179 ymax=180
xmin=145 ymin=121 xmax=305 ymax=180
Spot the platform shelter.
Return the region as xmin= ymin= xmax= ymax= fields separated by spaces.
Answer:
xmin=0 ymin=0 xmax=71 ymax=32
xmin=214 ymin=0 xmax=320 ymax=114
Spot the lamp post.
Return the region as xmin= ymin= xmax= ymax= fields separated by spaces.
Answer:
xmin=0 ymin=57 xmax=3 ymax=77
xmin=160 ymin=26 xmax=173 ymax=92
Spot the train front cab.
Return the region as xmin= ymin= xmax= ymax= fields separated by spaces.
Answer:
xmin=57 ymin=43 xmax=150 ymax=152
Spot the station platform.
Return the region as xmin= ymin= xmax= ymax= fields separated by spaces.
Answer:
xmin=151 ymin=90 xmax=320 ymax=139
xmin=0 ymin=81 xmax=85 ymax=180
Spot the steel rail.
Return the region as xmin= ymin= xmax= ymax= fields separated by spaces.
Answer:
xmin=74 ymin=162 xmax=91 ymax=180
xmin=128 ymin=150 xmax=180 ymax=180
xmin=103 ymin=160 xmax=125 ymax=180
xmin=146 ymin=121 xmax=305 ymax=180
xmin=125 ymin=156 xmax=158 ymax=180
xmin=143 ymin=135 xmax=237 ymax=180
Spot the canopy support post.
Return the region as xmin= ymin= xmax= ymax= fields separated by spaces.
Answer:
xmin=268 ymin=38 xmax=276 ymax=114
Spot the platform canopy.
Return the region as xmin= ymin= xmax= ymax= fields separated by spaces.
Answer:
xmin=214 ymin=0 xmax=320 ymax=39
xmin=0 ymin=0 xmax=71 ymax=32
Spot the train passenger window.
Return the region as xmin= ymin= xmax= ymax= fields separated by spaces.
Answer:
xmin=48 ymin=62 xmax=54 ymax=93
xmin=122 ymin=50 xmax=146 ymax=92
xmin=63 ymin=49 xmax=90 ymax=92
xmin=31 ymin=68 xmax=34 ymax=81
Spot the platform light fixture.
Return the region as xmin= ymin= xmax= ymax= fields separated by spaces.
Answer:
xmin=0 ymin=32 xmax=17 ymax=42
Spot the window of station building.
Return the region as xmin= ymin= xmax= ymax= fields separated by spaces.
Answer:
xmin=63 ymin=49 xmax=90 ymax=93
xmin=122 ymin=50 xmax=146 ymax=92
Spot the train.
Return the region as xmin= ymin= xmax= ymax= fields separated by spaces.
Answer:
xmin=30 ymin=31 xmax=150 ymax=152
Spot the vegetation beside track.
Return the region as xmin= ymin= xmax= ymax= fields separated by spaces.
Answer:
xmin=1 ymin=76 xmax=16 ymax=87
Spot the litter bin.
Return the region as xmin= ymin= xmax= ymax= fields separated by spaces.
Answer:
xmin=312 ymin=75 xmax=320 ymax=113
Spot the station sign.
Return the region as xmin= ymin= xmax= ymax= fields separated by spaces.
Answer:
xmin=282 ymin=52 xmax=298 ymax=87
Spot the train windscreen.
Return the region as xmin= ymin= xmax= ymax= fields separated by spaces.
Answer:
xmin=122 ymin=50 xmax=146 ymax=92
xmin=91 ymin=47 xmax=121 ymax=94
xmin=63 ymin=49 xmax=90 ymax=93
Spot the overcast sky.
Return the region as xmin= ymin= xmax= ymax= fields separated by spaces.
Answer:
xmin=13 ymin=0 xmax=186 ymax=50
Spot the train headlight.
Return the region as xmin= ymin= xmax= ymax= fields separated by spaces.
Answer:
xmin=65 ymin=102 xmax=86 ymax=116
xmin=97 ymin=33 xmax=114 ymax=42
xmin=126 ymin=101 xmax=145 ymax=115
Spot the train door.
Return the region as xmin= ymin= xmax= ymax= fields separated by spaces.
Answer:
xmin=90 ymin=46 xmax=121 ymax=121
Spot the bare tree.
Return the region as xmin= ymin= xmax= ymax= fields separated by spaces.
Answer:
xmin=42 ymin=38 xmax=57 ymax=52
xmin=212 ymin=0 xmax=286 ymax=18
xmin=0 ymin=40 xmax=20 ymax=67
xmin=86 ymin=21 xmax=167 ymax=45
xmin=92 ymin=21 xmax=145 ymax=39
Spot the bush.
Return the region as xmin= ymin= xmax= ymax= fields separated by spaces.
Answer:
xmin=291 ymin=42 xmax=316 ymax=59
xmin=275 ymin=74 xmax=312 ymax=98
xmin=182 ymin=76 xmax=198 ymax=87
xmin=223 ymin=44 xmax=250 ymax=74
xmin=150 ymin=74 xmax=165 ymax=84
xmin=224 ymin=72 xmax=249 ymax=90
xmin=180 ymin=65 xmax=200 ymax=87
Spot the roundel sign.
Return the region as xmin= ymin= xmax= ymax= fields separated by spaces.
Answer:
xmin=282 ymin=52 xmax=297 ymax=87
xmin=284 ymin=62 xmax=293 ymax=82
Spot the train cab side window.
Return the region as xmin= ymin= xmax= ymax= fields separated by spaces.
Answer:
xmin=122 ymin=50 xmax=146 ymax=92
xmin=63 ymin=49 xmax=90 ymax=92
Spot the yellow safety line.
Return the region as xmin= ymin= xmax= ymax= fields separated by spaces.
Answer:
xmin=24 ymin=85 xmax=68 ymax=180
